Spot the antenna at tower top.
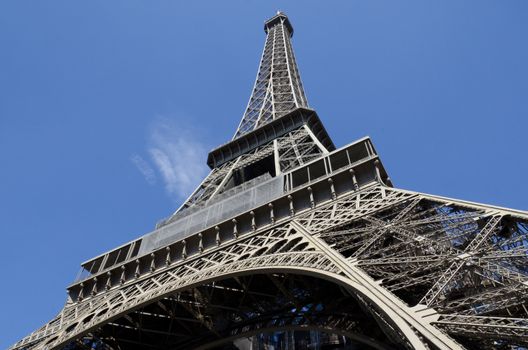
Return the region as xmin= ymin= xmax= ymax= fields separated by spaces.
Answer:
xmin=264 ymin=11 xmax=293 ymax=36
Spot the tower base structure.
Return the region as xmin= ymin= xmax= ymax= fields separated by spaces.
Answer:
xmin=11 ymin=12 xmax=528 ymax=350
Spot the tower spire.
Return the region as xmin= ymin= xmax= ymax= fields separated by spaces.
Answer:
xmin=234 ymin=12 xmax=308 ymax=138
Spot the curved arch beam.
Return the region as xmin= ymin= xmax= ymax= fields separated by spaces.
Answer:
xmin=44 ymin=252 xmax=427 ymax=350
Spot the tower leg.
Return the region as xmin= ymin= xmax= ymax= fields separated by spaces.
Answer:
xmin=292 ymin=220 xmax=463 ymax=350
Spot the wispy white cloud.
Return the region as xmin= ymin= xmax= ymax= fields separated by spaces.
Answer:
xmin=146 ymin=117 xmax=209 ymax=201
xmin=130 ymin=154 xmax=157 ymax=185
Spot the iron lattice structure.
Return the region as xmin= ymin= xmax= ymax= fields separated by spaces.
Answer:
xmin=234 ymin=13 xmax=308 ymax=138
xmin=12 ymin=12 xmax=528 ymax=350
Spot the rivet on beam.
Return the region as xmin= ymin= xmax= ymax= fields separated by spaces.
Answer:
xmin=307 ymin=186 xmax=315 ymax=208
xmin=288 ymin=195 xmax=295 ymax=216
xmin=182 ymin=240 xmax=187 ymax=259
xmin=215 ymin=226 xmax=221 ymax=246
xmin=165 ymin=246 xmax=171 ymax=266
xmin=250 ymin=211 xmax=256 ymax=231
xmin=349 ymin=169 xmax=359 ymax=190
xmin=105 ymin=272 xmax=112 ymax=290
xmin=269 ymin=203 xmax=275 ymax=224
xmin=232 ymin=219 xmax=238 ymax=239
xmin=135 ymin=259 xmax=141 ymax=278
xmin=149 ymin=253 xmax=156 ymax=272
xmin=328 ymin=177 xmax=336 ymax=200
xmin=120 ymin=265 xmax=126 ymax=285
xmin=198 ymin=233 xmax=204 ymax=253
xmin=91 ymin=278 xmax=98 ymax=296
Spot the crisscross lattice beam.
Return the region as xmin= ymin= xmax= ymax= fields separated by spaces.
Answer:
xmin=234 ymin=12 xmax=308 ymax=138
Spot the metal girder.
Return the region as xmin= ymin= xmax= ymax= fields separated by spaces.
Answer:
xmin=307 ymin=189 xmax=528 ymax=347
xmin=435 ymin=315 xmax=528 ymax=343
xmin=166 ymin=127 xmax=326 ymax=220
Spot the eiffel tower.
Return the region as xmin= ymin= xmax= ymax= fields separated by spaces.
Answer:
xmin=12 ymin=12 xmax=528 ymax=350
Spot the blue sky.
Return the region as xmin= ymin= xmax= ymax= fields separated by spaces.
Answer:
xmin=1 ymin=1 xmax=527 ymax=347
